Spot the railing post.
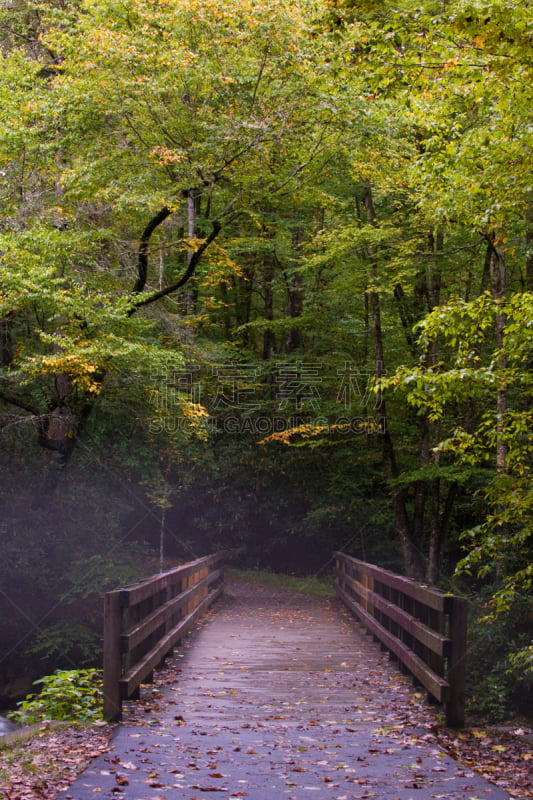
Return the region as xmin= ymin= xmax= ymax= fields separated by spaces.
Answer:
xmin=446 ymin=596 xmax=468 ymax=728
xmin=335 ymin=553 xmax=345 ymax=595
xmin=103 ymin=589 xmax=123 ymax=722
xmin=220 ymin=554 xmax=226 ymax=592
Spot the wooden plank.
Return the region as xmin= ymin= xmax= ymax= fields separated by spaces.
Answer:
xmin=103 ymin=590 xmax=123 ymax=722
xmin=121 ymin=603 xmax=169 ymax=653
xmin=120 ymin=585 xmax=222 ymax=697
xmin=344 ymin=574 xmax=450 ymax=658
xmin=120 ymin=562 xmax=197 ymax=607
xmin=121 ymin=570 xmax=222 ymax=651
xmin=119 ymin=574 xmax=169 ymax=607
xmin=121 ymin=553 xmax=225 ymax=607
xmin=337 ymin=586 xmax=449 ymax=703
xmin=335 ymin=553 xmax=448 ymax=612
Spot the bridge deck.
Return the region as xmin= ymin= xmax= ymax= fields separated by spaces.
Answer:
xmin=60 ymin=578 xmax=509 ymax=800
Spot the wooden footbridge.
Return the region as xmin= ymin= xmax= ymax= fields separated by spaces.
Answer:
xmin=58 ymin=554 xmax=510 ymax=800
xmin=103 ymin=553 xmax=467 ymax=727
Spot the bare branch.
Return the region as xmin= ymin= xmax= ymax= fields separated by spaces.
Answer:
xmin=134 ymin=206 xmax=172 ymax=292
xmin=128 ymin=220 xmax=222 ymax=315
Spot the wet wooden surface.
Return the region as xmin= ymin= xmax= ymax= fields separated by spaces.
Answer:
xmin=59 ymin=579 xmax=509 ymax=800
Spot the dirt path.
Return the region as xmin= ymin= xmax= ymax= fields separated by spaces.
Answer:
xmin=57 ymin=579 xmax=510 ymax=800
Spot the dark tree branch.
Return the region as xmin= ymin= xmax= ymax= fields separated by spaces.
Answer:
xmin=134 ymin=206 xmax=172 ymax=292
xmin=128 ymin=219 xmax=222 ymax=316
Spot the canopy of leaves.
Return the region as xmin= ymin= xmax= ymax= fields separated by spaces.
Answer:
xmin=0 ymin=0 xmax=532 ymax=722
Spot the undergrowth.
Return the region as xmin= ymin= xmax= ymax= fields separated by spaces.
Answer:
xmin=228 ymin=568 xmax=335 ymax=597
xmin=7 ymin=669 xmax=104 ymax=725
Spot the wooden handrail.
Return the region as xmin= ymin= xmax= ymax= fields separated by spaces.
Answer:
xmin=103 ymin=552 xmax=226 ymax=721
xmin=335 ymin=552 xmax=467 ymax=727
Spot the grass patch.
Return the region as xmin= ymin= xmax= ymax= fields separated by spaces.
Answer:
xmin=228 ymin=568 xmax=335 ymax=597
xmin=0 ymin=721 xmax=69 ymax=751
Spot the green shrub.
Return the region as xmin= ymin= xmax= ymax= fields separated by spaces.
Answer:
xmin=466 ymin=589 xmax=533 ymax=722
xmin=8 ymin=669 xmax=103 ymax=725
xmin=508 ymin=644 xmax=533 ymax=683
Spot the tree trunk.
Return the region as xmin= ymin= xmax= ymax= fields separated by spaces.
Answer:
xmin=285 ymin=226 xmax=304 ymax=353
xmin=489 ymin=235 xmax=507 ymax=473
xmin=393 ymin=283 xmax=416 ymax=354
xmin=427 ymin=231 xmax=442 ymax=310
xmin=0 ymin=317 xmax=14 ymax=367
xmin=219 ymin=280 xmax=233 ymax=340
xmin=526 ymin=201 xmax=533 ymax=291
xmin=363 ymin=182 xmax=424 ymax=579
xmin=285 ymin=269 xmax=303 ymax=354
xmin=232 ymin=265 xmax=254 ymax=347
xmin=183 ymin=190 xmax=200 ymax=315
xmin=159 ymin=505 xmax=166 ymax=574
xmin=427 ymin=480 xmax=458 ymax=585
xmin=480 ymin=239 xmax=492 ymax=294
xmin=413 ymin=414 xmax=429 ymax=547
xmin=262 ymin=253 xmax=276 ymax=360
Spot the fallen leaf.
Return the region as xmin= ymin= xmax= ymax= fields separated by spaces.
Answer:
xmin=191 ymin=785 xmax=227 ymax=792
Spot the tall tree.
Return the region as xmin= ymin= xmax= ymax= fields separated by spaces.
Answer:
xmin=0 ymin=0 xmax=335 ymax=479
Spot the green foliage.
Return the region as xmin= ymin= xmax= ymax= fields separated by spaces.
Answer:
xmin=8 ymin=670 xmax=103 ymax=725
xmin=384 ymin=289 xmax=533 ymax=614
xmin=23 ymin=622 xmax=101 ymax=668
xmin=228 ymin=568 xmax=335 ymax=597
xmin=508 ymin=645 xmax=533 ymax=692
xmin=467 ymin=591 xmax=533 ymax=721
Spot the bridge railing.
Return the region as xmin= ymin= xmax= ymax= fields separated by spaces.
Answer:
xmin=335 ymin=552 xmax=467 ymax=727
xmin=103 ymin=551 xmax=225 ymax=721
